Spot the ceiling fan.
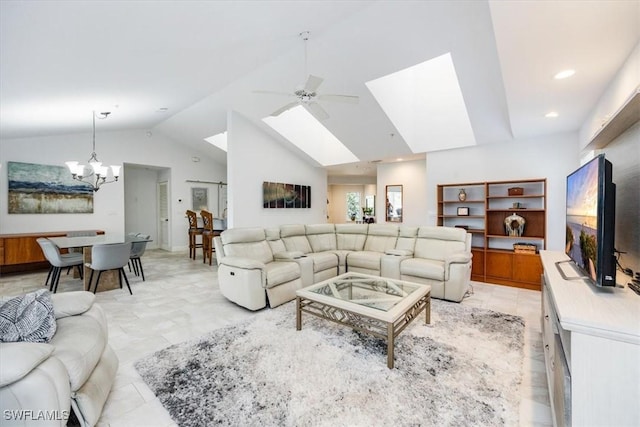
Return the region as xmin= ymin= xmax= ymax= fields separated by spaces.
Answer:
xmin=254 ymin=31 xmax=359 ymax=120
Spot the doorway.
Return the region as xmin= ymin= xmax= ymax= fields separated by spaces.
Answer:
xmin=123 ymin=164 xmax=171 ymax=250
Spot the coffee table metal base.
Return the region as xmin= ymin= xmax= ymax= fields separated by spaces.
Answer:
xmin=296 ymin=294 xmax=430 ymax=369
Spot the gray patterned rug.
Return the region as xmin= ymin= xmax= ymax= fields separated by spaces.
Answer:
xmin=135 ymin=299 xmax=524 ymax=427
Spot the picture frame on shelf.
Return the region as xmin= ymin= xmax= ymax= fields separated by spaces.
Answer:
xmin=457 ymin=207 xmax=469 ymax=216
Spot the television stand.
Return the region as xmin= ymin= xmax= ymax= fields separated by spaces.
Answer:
xmin=541 ymin=251 xmax=640 ymax=426
xmin=554 ymin=260 xmax=591 ymax=282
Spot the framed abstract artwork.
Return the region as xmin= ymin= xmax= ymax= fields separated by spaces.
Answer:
xmin=8 ymin=161 xmax=93 ymax=214
xmin=263 ymin=181 xmax=311 ymax=209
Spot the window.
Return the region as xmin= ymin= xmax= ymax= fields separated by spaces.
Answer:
xmin=346 ymin=192 xmax=361 ymax=221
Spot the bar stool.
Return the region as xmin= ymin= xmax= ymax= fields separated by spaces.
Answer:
xmin=201 ymin=209 xmax=215 ymax=265
xmin=186 ymin=210 xmax=203 ymax=260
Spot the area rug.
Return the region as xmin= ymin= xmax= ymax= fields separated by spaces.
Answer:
xmin=135 ymin=299 xmax=525 ymax=427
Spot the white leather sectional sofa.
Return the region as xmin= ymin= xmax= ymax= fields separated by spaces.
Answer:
xmin=213 ymin=224 xmax=472 ymax=311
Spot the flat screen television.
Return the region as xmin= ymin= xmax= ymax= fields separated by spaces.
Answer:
xmin=565 ymin=154 xmax=616 ymax=287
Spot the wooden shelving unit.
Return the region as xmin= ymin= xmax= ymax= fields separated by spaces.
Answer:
xmin=437 ymin=178 xmax=546 ymax=290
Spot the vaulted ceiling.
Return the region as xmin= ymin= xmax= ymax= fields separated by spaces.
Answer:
xmin=1 ymin=1 xmax=638 ymax=176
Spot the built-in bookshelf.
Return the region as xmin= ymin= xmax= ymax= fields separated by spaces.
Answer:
xmin=437 ymin=178 xmax=546 ymax=290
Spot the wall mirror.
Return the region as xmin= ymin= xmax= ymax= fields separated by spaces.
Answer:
xmin=386 ymin=185 xmax=403 ymax=222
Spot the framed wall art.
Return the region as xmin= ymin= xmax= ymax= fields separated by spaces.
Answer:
xmin=7 ymin=161 xmax=93 ymax=214
xmin=262 ymin=181 xmax=311 ymax=209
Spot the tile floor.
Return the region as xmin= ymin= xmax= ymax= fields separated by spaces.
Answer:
xmin=0 ymin=250 xmax=552 ymax=426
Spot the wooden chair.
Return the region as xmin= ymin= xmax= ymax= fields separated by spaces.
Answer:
xmin=201 ymin=209 xmax=215 ymax=265
xmin=186 ymin=210 xmax=203 ymax=260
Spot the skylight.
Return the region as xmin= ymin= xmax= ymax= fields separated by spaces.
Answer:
xmin=262 ymin=105 xmax=359 ymax=166
xmin=204 ymin=131 xmax=227 ymax=151
xmin=365 ymin=52 xmax=476 ymax=153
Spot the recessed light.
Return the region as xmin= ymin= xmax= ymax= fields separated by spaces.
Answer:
xmin=545 ymin=112 xmax=559 ymax=118
xmin=554 ymin=69 xmax=575 ymax=80
xmin=396 ymin=158 xmax=403 ymax=161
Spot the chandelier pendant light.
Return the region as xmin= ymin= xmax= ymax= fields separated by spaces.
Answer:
xmin=65 ymin=111 xmax=120 ymax=192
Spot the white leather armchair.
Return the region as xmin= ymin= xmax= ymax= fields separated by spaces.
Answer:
xmin=399 ymin=226 xmax=472 ymax=302
xmin=0 ymin=291 xmax=118 ymax=427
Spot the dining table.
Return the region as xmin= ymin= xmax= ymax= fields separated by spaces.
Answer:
xmin=48 ymin=234 xmax=152 ymax=292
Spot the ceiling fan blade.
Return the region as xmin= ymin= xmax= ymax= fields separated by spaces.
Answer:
xmin=317 ymin=94 xmax=359 ymax=104
xmin=304 ymin=75 xmax=324 ymax=93
xmin=253 ymin=90 xmax=296 ymax=98
xmin=305 ymin=101 xmax=330 ymax=120
xmin=271 ymin=101 xmax=300 ymax=117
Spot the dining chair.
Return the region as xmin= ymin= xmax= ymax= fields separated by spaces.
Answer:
xmin=186 ymin=210 xmax=203 ymax=260
xmin=86 ymin=242 xmax=133 ymax=294
xmin=129 ymin=234 xmax=150 ymax=281
xmin=201 ymin=209 xmax=215 ymax=265
xmin=36 ymin=238 xmax=84 ymax=293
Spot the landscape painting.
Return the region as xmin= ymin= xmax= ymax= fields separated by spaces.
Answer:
xmin=262 ymin=181 xmax=311 ymax=209
xmin=8 ymin=161 xmax=93 ymax=214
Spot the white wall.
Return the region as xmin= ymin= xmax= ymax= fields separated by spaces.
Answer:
xmin=580 ymin=41 xmax=640 ymax=149
xmin=425 ymin=133 xmax=580 ymax=251
xmin=377 ymin=159 xmax=427 ymax=226
xmin=600 ymin=121 xmax=640 ymax=275
xmin=226 ymin=111 xmax=328 ymax=228
xmin=0 ymin=129 xmax=225 ymax=251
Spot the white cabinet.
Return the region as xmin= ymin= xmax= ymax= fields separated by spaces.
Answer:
xmin=540 ymin=251 xmax=640 ymax=426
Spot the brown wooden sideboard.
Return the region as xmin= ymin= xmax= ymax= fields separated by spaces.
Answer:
xmin=0 ymin=231 xmax=104 ymax=274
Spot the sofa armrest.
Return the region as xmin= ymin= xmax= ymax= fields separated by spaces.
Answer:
xmin=51 ymin=291 xmax=95 ymax=319
xmin=0 ymin=342 xmax=54 ymax=386
xmin=219 ymin=256 xmax=266 ymax=270
xmin=385 ymin=249 xmax=414 ymax=256
xmin=444 ymin=251 xmax=472 ymax=267
xmin=443 ymin=251 xmax=472 ymax=282
xmin=274 ymin=251 xmax=306 ymax=260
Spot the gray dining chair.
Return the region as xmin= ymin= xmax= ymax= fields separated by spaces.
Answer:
xmin=36 ymin=238 xmax=84 ymax=293
xmin=128 ymin=233 xmax=150 ymax=281
xmin=86 ymin=242 xmax=133 ymax=294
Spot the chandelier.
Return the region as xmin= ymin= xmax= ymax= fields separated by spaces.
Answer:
xmin=65 ymin=111 xmax=121 ymax=192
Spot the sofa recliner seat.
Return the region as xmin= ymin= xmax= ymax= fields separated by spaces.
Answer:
xmin=214 ymin=224 xmax=472 ymax=311
xmin=216 ymin=227 xmax=304 ymax=311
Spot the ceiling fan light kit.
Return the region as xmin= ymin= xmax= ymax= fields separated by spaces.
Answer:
xmin=254 ymin=30 xmax=359 ymax=120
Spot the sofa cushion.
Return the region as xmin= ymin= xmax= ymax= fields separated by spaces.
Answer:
xmin=396 ymin=226 xmax=418 ymax=252
xmin=265 ymin=228 xmax=286 ymax=254
xmin=347 ymin=251 xmax=383 ymax=271
xmin=264 ymin=261 xmax=300 ymax=289
xmin=0 ymin=342 xmax=54 ymax=386
xmin=50 ymin=305 xmax=107 ymax=391
xmin=400 ymin=258 xmax=445 ymax=280
xmin=363 ymin=224 xmax=399 ymax=253
xmin=414 ymin=226 xmax=467 ymax=261
xmin=305 ymin=224 xmax=337 ymax=252
xmin=0 ymin=290 xmax=56 ymax=343
xmin=280 ymin=225 xmax=313 ymax=253
xmin=335 ymin=224 xmax=368 ymax=251
xmin=51 ymin=291 xmax=95 ymax=319
xmin=221 ymin=228 xmax=274 ymax=264
xmin=305 ymin=252 xmax=339 ymax=273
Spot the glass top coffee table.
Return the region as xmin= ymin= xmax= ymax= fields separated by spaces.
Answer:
xmin=296 ymin=272 xmax=431 ymax=368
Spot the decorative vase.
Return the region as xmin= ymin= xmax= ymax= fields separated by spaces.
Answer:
xmin=504 ymin=213 xmax=526 ymax=237
xmin=458 ymin=189 xmax=467 ymax=202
